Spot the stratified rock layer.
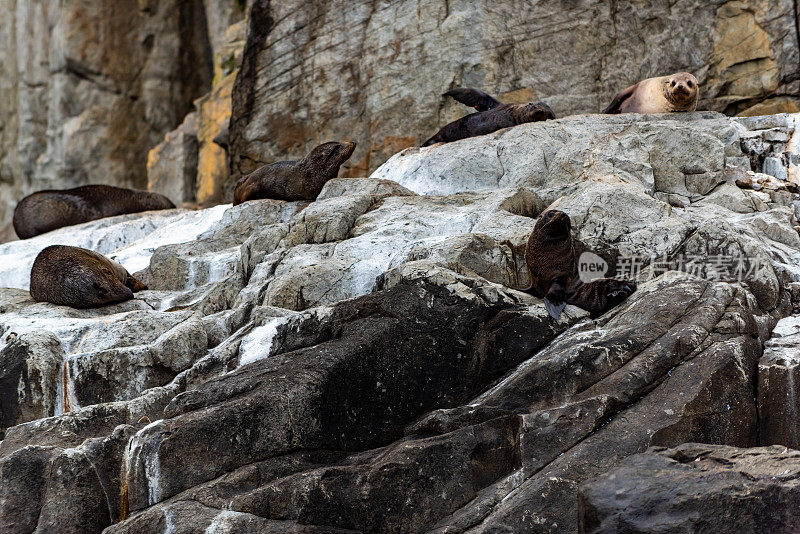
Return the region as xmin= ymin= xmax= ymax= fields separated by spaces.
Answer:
xmin=230 ymin=0 xmax=800 ymax=181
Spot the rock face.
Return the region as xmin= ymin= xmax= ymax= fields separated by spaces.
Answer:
xmin=1 ymin=113 xmax=800 ymax=532
xmin=147 ymin=113 xmax=200 ymax=206
xmin=579 ymin=443 xmax=800 ymax=534
xmin=229 ymin=0 xmax=800 ymax=182
xmin=0 ymin=1 xmax=250 ymax=235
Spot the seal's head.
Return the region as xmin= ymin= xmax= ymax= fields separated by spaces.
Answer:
xmin=521 ymin=101 xmax=556 ymax=122
xmin=664 ymin=72 xmax=699 ymax=109
xmin=536 ymin=209 xmax=571 ymax=240
xmin=305 ymin=141 xmax=357 ymax=177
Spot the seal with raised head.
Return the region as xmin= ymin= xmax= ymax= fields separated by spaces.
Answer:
xmin=520 ymin=209 xmax=577 ymax=318
xmin=30 ymin=245 xmax=147 ymax=308
xmin=13 ymin=185 xmax=175 ymax=239
xmin=519 ymin=209 xmax=636 ymax=318
xmin=602 ymin=72 xmax=699 ymax=114
xmin=233 ymin=141 xmax=356 ymax=205
xmin=422 ymin=88 xmax=555 ymax=147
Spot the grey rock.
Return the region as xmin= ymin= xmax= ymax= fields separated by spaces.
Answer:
xmin=0 ymin=113 xmax=799 ymax=533
xmin=230 ymin=0 xmax=800 ymax=180
xmin=147 ymin=112 xmax=200 ymax=206
xmin=579 ymin=443 xmax=800 ymax=534
xmin=0 ymin=0 xmax=214 ymax=228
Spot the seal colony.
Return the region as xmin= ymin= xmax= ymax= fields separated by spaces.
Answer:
xmin=30 ymin=245 xmax=146 ymax=308
xmin=13 ymin=185 xmax=175 ymax=239
xmin=12 ymin=71 xmax=699 ymax=309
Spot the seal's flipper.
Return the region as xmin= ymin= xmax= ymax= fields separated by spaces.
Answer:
xmin=602 ymin=83 xmax=638 ymax=114
xmin=444 ymin=88 xmax=502 ymax=111
xmin=544 ymin=298 xmax=566 ymax=319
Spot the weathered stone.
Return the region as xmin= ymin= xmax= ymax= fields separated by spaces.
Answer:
xmin=758 ymin=315 xmax=800 ymax=449
xmin=0 ymin=0 xmax=214 ymax=228
xmin=1 ymin=112 xmax=800 ymax=533
xmin=0 ymin=331 xmax=62 ymax=437
xmin=147 ymin=112 xmax=199 ymax=206
xmin=197 ymin=71 xmax=237 ymax=207
xmin=579 ymin=443 xmax=800 ymax=534
xmin=230 ymin=0 xmax=799 ymax=181
xmin=316 ymin=178 xmax=416 ymax=201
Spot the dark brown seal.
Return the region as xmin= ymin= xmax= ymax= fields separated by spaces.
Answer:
xmin=602 ymin=72 xmax=699 ymax=114
xmin=13 ymin=185 xmax=175 ymax=239
xmin=232 ymin=141 xmax=356 ymax=205
xmin=30 ymin=245 xmax=147 ymax=308
xmin=422 ymin=88 xmax=555 ymax=147
xmin=566 ymin=278 xmax=637 ymax=319
xmin=520 ymin=209 xmax=576 ymax=317
xmin=519 ymin=210 xmax=636 ymax=318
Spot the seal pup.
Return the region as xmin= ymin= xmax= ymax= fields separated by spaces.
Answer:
xmin=30 ymin=245 xmax=147 ymax=308
xmin=14 ymin=185 xmax=175 ymax=239
xmin=520 ymin=209 xmax=577 ymax=318
xmin=233 ymin=141 xmax=356 ymax=205
xmin=602 ymin=72 xmax=699 ymax=114
xmin=422 ymin=88 xmax=555 ymax=146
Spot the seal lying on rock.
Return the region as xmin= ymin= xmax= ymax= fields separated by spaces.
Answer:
xmin=30 ymin=245 xmax=146 ymax=308
xmin=519 ymin=209 xmax=636 ymax=318
xmin=421 ymin=88 xmax=555 ymax=146
xmin=602 ymin=72 xmax=699 ymax=114
xmin=567 ymin=278 xmax=637 ymax=319
xmin=233 ymin=141 xmax=356 ymax=205
xmin=13 ymin=185 xmax=175 ymax=239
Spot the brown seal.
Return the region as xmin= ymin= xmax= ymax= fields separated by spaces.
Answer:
xmin=520 ymin=209 xmax=576 ymax=317
xmin=519 ymin=210 xmax=636 ymax=318
xmin=233 ymin=141 xmax=356 ymax=205
xmin=30 ymin=245 xmax=147 ymax=308
xmin=602 ymin=72 xmax=699 ymax=114
xmin=422 ymin=88 xmax=555 ymax=147
xmin=13 ymin=185 xmax=175 ymax=239
xmin=566 ymin=278 xmax=637 ymax=319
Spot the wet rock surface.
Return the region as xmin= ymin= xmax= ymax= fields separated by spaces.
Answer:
xmin=0 ymin=113 xmax=799 ymax=532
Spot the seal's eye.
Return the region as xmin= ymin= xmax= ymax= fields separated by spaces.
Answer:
xmin=687 ymin=81 xmax=694 ymax=88
xmin=671 ymin=81 xmax=676 ymax=87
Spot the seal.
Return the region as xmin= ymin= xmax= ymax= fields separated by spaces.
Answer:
xmin=422 ymin=88 xmax=555 ymax=146
xmin=519 ymin=210 xmax=636 ymax=318
xmin=520 ymin=209 xmax=576 ymax=318
xmin=13 ymin=185 xmax=175 ymax=239
xmin=233 ymin=141 xmax=356 ymax=205
xmin=602 ymin=72 xmax=699 ymax=114
xmin=566 ymin=278 xmax=637 ymax=319
xmin=30 ymin=245 xmax=147 ymax=308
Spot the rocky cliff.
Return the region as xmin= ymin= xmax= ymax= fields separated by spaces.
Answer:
xmin=2 ymin=112 xmax=800 ymax=532
xmin=0 ymin=0 xmax=248 ymax=235
xmin=1 ymin=0 xmax=798 ymax=234
xmin=229 ymin=0 xmax=800 ymax=183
